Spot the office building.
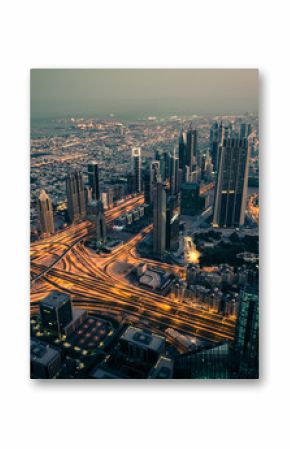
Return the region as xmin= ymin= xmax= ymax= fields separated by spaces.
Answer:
xmin=178 ymin=129 xmax=187 ymax=172
xmin=210 ymin=121 xmax=220 ymax=172
xmin=148 ymin=356 xmax=174 ymax=379
xmin=233 ymin=272 xmax=259 ymax=378
xmin=120 ymin=326 xmax=166 ymax=364
xmin=186 ymin=125 xmax=198 ymax=169
xmin=66 ymin=171 xmax=86 ymax=223
xmin=180 ymin=183 xmax=204 ymax=216
xmin=153 ymin=177 xmax=167 ymax=257
xmin=169 ymin=148 xmax=179 ymax=195
xmin=87 ymin=161 xmax=100 ymax=200
xmin=30 ymin=339 xmax=61 ymax=379
xmin=40 ymin=291 xmax=73 ymax=336
xmin=38 ymin=189 xmax=55 ymax=235
xmin=210 ymin=121 xmax=232 ymax=173
xmin=166 ymin=194 xmax=180 ymax=252
xmin=149 ymin=160 xmax=160 ymax=203
xmin=213 ymin=135 xmax=249 ymax=228
xmin=240 ymin=123 xmax=252 ymax=139
xmin=131 ymin=147 xmax=141 ymax=193
xmin=174 ymin=341 xmax=230 ymax=379
xmin=95 ymin=200 xmax=107 ymax=243
xmin=143 ymin=168 xmax=151 ymax=205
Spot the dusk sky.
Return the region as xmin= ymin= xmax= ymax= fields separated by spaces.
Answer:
xmin=31 ymin=69 xmax=258 ymax=119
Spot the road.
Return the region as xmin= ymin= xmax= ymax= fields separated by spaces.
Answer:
xmin=31 ymin=193 xmax=236 ymax=344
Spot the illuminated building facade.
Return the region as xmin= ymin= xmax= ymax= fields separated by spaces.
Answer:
xmin=213 ymin=135 xmax=249 ymax=228
xmin=66 ymin=171 xmax=86 ymax=223
xmin=38 ymin=189 xmax=55 ymax=235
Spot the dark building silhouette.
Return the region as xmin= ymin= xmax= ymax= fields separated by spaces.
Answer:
xmin=66 ymin=171 xmax=86 ymax=223
xmin=213 ymin=134 xmax=249 ymax=228
xmin=178 ymin=129 xmax=187 ymax=172
xmin=174 ymin=342 xmax=230 ymax=379
xmin=95 ymin=199 xmax=107 ymax=243
xmin=40 ymin=291 xmax=73 ymax=336
xmin=169 ymin=148 xmax=179 ymax=195
xmin=87 ymin=161 xmax=100 ymax=201
xmin=31 ymin=339 xmax=61 ymax=379
xmin=131 ymin=147 xmax=141 ymax=193
xmin=166 ymin=194 xmax=180 ymax=252
xmin=180 ymin=183 xmax=204 ymax=216
xmin=153 ymin=177 xmax=166 ymax=257
xmin=186 ymin=125 xmax=198 ymax=169
xmin=232 ymin=270 xmax=259 ymax=378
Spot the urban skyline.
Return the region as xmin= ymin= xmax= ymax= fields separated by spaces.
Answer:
xmin=30 ymin=69 xmax=259 ymax=379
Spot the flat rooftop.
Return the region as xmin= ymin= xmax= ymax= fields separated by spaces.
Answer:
xmin=121 ymin=326 xmax=165 ymax=353
xmin=149 ymin=357 xmax=174 ymax=379
xmin=41 ymin=291 xmax=71 ymax=309
xmin=31 ymin=339 xmax=60 ymax=365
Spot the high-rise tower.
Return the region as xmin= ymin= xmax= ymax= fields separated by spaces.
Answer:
xmin=178 ymin=129 xmax=187 ymax=172
xmin=66 ymin=171 xmax=86 ymax=223
xmin=95 ymin=199 xmax=107 ymax=243
xmin=213 ymin=134 xmax=249 ymax=228
xmin=38 ymin=189 xmax=55 ymax=235
xmin=153 ymin=177 xmax=166 ymax=257
xmin=186 ymin=125 xmax=198 ymax=170
xmin=169 ymin=148 xmax=179 ymax=195
xmin=233 ymin=270 xmax=259 ymax=378
xmin=149 ymin=160 xmax=160 ymax=203
xmin=131 ymin=147 xmax=141 ymax=193
xmin=87 ymin=161 xmax=100 ymax=201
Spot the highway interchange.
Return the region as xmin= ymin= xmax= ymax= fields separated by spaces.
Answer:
xmin=31 ymin=194 xmax=236 ymax=345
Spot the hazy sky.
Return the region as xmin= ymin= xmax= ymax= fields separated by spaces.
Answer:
xmin=31 ymin=69 xmax=258 ymax=119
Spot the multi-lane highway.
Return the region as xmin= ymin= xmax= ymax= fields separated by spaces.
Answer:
xmin=31 ymin=194 xmax=236 ymax=344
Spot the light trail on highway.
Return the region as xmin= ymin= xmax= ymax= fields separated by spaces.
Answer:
xmin=31 ymin=193 xmax=236 ymax=344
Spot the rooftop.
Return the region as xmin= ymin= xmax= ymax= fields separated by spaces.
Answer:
xmin=41 ymin=291 xmax=71 ymax=309
xmin=31 ymin=339 xmax=60 ymax=365
xmin=121 ymin=326 xmax=165 ymax=353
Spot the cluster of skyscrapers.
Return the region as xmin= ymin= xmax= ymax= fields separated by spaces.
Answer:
xmin=38 ymin=120 xmax=253 ymax=251
xmin=38 ymin=160 xmax=107 ymax=243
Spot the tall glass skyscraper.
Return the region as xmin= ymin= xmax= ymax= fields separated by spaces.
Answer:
xmin=66 ymin=171 xmax=86 ymax=223
xmin=131 ymin=147 xmax=141 ymax=193
xmin=213 ymin=133 xmax=249 ymax=228
xmin=87 ymin=161 xmax=100 ymax=201
xmin=153 ymin=177 xmax=166 ymax=257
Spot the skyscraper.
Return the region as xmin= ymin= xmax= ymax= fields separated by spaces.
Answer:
xmin=39 ymin=291 xmax=73 ymax=336
xmin=180 ymin=183 xmax=204 ymax=216
xmin=66 ymin=171 xmax=86 ymax=223
xmin=38 ymin=189 xmax=55 ymax=236
xmin=213 ymin=134 xmax=249 ymax=228
xmin=131 ymin=147 xmax=141 ymax=193
xmin=166 ymin=194 xmax=180 ymax=252
xmin=210 ymin=121 xmax=233 ymax=173
xmin=143 ymin=168 xmax=151 ymax=205
xmin=149 ymin=160 xmax=160 ymax=203
xmin=186 ymin=125 xmax=198 ymax=171
xmin=153 ymin=177 xmax=166 ymax=257
xmin=210 ymin=121 xmax=220 ymax=172
xmin=87 ymin=161 xmax=100 ymax=200
xmin=178 ymin=129 xmax=187 ymax=172
xmin=169 ymin=148 xmax=179 ymax=195
xmin=95 ymin=199 xmax=107 ymax=243
xmin=240 ymin=123 xmax=252 ymax=139
xmin=233 ymin=270 xmax=259 ymax=378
